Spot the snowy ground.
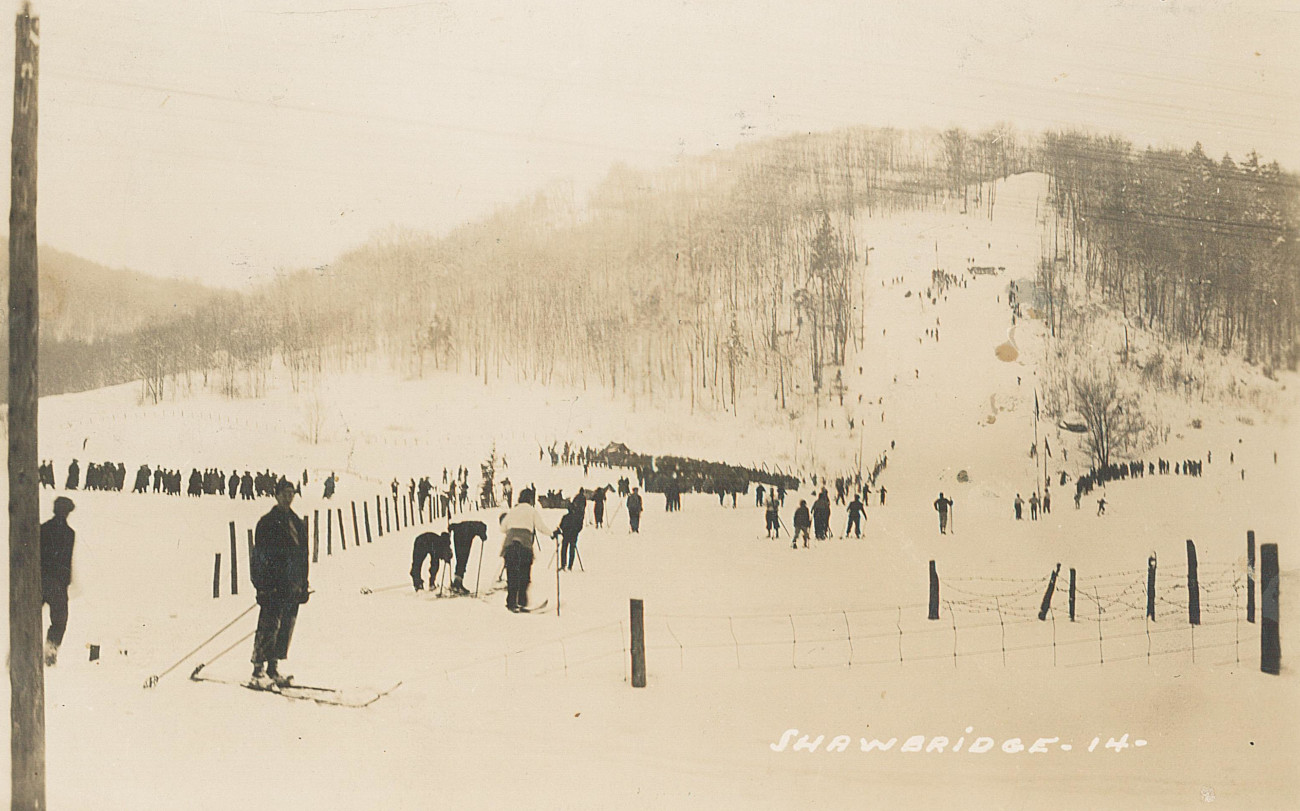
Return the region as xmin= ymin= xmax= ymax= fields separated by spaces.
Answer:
xmin=3 ymin=173 xmax=1296 ymax=809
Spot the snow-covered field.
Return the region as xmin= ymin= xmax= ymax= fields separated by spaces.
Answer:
xmin=3 ymin=174 xmax=1296 ymax=809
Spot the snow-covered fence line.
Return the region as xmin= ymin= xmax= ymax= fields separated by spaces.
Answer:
xmin=629 ymin=544 xmax=1274 ymax=676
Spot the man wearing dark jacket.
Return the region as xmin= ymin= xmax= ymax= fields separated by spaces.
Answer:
xmin=250 ymin=480 xmax=309 ymax=687
xmin=41 ymin=497 xmax=77 ymax=666
xmin=792 ymin=500 xmax=811 ymax=548
xmin=627 ymin=488 xmax=643 ymax=533
xmin=411 ymin=530 xmax=453 ymax=592
xmin=845 ymin=495 xmax=864 ymax=538
xmin=554 ymin=500 xmax=584 ymax=571
xmin=812 ymin=490 xmax=832 ymax=540
xmin=448 ymin=519 xmax=488 ymax=594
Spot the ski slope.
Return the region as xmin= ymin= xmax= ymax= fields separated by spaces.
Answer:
xmin=2 ymin=173 xmax=1296 ymax=810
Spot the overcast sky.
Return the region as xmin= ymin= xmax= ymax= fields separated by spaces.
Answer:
xmin=4 ymin=0 xmax=1297 ymax=288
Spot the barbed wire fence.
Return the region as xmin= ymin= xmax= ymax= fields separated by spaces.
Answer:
xmin=412 ymin=533 xmax=1280 ymax=684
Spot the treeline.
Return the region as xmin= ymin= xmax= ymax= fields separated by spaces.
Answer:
xmin=1039 ymin=132 xmax=1299 ymax=372
xmin=22 ymin=124 xmax=1035 ymax=407
xmin=319 ymin=124 xmax=1029 ymax=414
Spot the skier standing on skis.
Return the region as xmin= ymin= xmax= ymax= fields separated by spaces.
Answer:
xmin=765 ymin=497 xmax=781 ymax=538
xmin=250 ymin=479 xmax=310 ymax=687
xmin=554 ymin=499 xmax=584 ymax=571
xmin=792 ymin=500 xmax=811 ymax=548
xmin=592 ymin=485 xmax=607 ymax=528
xmin=626 ymin=487 xmax=643 ymax=534
xmin=812 ymin=489 xmax=832 ymax=540
xmin=499 ymin=488 xmax=551 ymax=612
xmin=845 ymin=494 xmax=864 ymax=538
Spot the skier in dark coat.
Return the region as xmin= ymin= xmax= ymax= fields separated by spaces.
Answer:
xmin=411 ymin=530 xmax=453 ymax=592
xmin=845 ymin=495 xmax=864 ymax=538
xmin=592 ymin=486 xmax=607 ymax=528
xmin=448 ymin=520 xmax=488 ymax=594
xmin=554 ymin=500 xmax=584 ymax=571
xmin=65 ymin=459 xmax=80 ymax=491
xmin=812 ymin=490 xmax=831 ymax=540
xmin=627 ymin=487 xmax=643 ymax=533
xmin=41 ymin=497 xmax=77 ymax=665
xmin=249 ymin=480 xmax=310 ymax=687
xmin=792 ymin=501 xmax=811 ymax=548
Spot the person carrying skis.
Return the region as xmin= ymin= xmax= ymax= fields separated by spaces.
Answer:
xmin=499 ymin=488 xmax=551 ymax=612
xmin=933 ymin=492 xmax=954 ymax=534
xmin=250 ymin=479 xmax=310 ymax=688
xmin=792 ymin=500 xmax=812 ymax=548
xmin=765 ymin=497 xmax=781 ymax=538
xmin=845 ymin=494 xmax=864 ymax=538
xmin=626 ymin=487 xmax=643 ymax=534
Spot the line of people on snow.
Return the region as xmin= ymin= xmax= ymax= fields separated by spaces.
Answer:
xmin=42 ymin=458 xmax=303 ymax=500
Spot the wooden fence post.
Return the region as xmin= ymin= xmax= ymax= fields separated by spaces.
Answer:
xmin=1261 ymin=543 xmax=1280 ymax=675
xmin=351 ymin=503 xmax=360 ymax=547
xmin=630 ymin=598 xmax=646 ymax=688
xmin=212 ymin=554 xmax=222 ymax=599
xmin=1038 ymin=563 xmax=1060 ymax=621
xmin=928 ymin=560 xmax=940 ymax=620
xmin=338 ymin=508 xmax=346 ymax=550
xmin=1068 ymin=568 xmax=1076 ymax=621
xmin=364 ymin=502 xmax=373 ymax=543
xmin=1186 ymin=539 xmax=1200 ymax=626
xmin=313 ymin=510 xmax=320 ymax=559
xmin=229 ymin=522 xmax=239 ymax=595
xmin=327 ymin=509 xmax=333 ymax=554
xmin=376 ymin=495 xmax=383 ymax=537
xmin=1247 ymin=530 xmax=1256 ymax=623
xmin=386 ymin=498 xmax=392 ymax=533
xmin=1146 ymin=553 xmax=1157 ymax=620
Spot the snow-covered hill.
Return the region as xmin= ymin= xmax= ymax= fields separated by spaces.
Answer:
xmin=2 ymin=172 xmax=1296 ymax=810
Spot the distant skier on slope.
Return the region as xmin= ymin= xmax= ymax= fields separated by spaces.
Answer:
xmin=792 ymin=500 xmax=811 ymax=549
xmin=933 ymin=492 xmax=954 ymax=534
xmin=626 ymin=487 xmax=643 ymax=534
xmin=845 ymin=494 xmax=864 ymax=538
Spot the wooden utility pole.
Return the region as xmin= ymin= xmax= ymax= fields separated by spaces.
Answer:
xmin=8 ymin=4 xmax=44 ymax=808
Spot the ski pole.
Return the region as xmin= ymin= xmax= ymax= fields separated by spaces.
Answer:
xmin=187 ymin=629 xmax=256 ymax=681
xmin=574 ymin=546 xmax=585 ymax=572
xmin=143 ymin=602 xmax=256 ymax=688
xmin=473 ymin=537 xmax=486 ymax=598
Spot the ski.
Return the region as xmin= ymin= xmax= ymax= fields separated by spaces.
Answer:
xmin=191 ymin=673 xmax=402 ymax=708
xmin=514 ymin=599 xmax=549 ymax=614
